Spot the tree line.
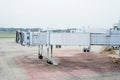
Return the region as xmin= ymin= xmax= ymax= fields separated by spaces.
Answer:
xmin=0 ymin=28 xmax=77 ymax=33
xmin=0 ymin=28 xmax=41 ymax=33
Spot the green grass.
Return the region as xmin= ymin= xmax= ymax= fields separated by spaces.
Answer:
xmin=0 ymin=33 xmax=15 ymax=38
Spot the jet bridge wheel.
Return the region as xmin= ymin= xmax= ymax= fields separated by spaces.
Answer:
xmin=47 ymin=60 xmax=53 ymax=64
xmin=83 ymin=49 xmax=86 ymax=52
xmin=86 ymin=49 xmax=90 ymax=52
xmin=38 ymin=54 xmax=43 ymax=59
xmin=83 ymin=48 xmax=90 ymax=52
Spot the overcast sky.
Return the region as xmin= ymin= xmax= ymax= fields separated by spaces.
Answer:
xmin=0 ymin=0 xmax=120 ymax=29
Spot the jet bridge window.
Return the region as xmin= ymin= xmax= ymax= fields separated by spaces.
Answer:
xmin=27 ymin=36 xmax=29 ymax=40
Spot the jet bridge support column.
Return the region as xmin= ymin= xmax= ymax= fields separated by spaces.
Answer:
xmin=46 ymin=45 xmax=58 ymax=65
xmin=119 ymin=47 xmax=120 ymax=57
xmin=46 ymin=30 xmax=58 ymax=65
xmin=38 ymin=45 xmax=43 ymax=59
xmin=51 ymin=45 xmax=53 ymax=58
xmin=46 ymin=30 xmax=51 ymax=63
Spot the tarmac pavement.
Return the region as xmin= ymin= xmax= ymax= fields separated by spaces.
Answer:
xmin=0 ymin=38 xmax=120 ymax=80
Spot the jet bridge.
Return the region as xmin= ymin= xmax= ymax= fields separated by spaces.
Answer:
xmin=16 ymin=21 xmax=120 ymax=65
